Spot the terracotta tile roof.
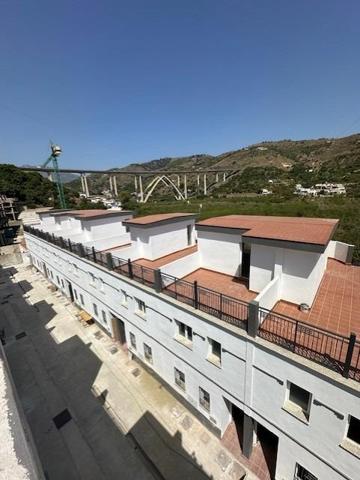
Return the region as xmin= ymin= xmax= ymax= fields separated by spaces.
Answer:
xmin=124 ymin=213 xmax=196 ymax=226
xmin=196 ymin=215 xmax=338 ymax=246
xmin=273 ymin=259 xmax=360 ymax=337
xmin=181 ymin=268 xmax=257 ymax=303
xmin=51 ymin=209 xmax=132 ymax=219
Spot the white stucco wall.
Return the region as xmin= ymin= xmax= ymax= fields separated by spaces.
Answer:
xmin=26 ymin=233 xmax=360 ymax=480
xmin=129 ymin=219 xmax=195 ymax=261
xmin=161 ymin=252 xmax=201 ymax=278
xmin=280 ymin=248 xmax=327 ymax=306
xmin=255 ymin=276 xmax=281 ymax=312
xmin=197 ymin=230 xmax=242 ymax=276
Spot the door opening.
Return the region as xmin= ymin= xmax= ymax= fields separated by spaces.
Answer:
xmin=241 ymin=243 xmax=251 ymax=279
xmin=111 ymin=314 xmax=126 ymax=345
xmin=66 ymin=280 xmax=75 ymax=302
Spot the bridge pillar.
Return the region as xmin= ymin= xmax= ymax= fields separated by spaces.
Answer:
xmin=113 ymin=176 xmax=118 ymax=196
xmin=177 ymin=175 xmax=180 ymax=188
xmin=83 ymin=174 xmax=90 ymax=197
xmin=204 ymin=174 xmax=207 ymax=196
xmin=109 ymin=175 xmax=113 ymax=192
xmin=139 ymin=175 xmax=144 ymax=203
xmin=184 ymin=174 xmax=187 ymax=199
xmin=134 ymin=175 xmax=138 ymax=196
xmin=223 ymin=172 xmax=226 ymax=182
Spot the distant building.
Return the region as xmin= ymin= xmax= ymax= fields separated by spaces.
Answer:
xmin=294 ymin=183 xmax=346 ymax=197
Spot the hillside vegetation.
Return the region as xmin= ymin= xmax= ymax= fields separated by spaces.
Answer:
xmin=67 ymin=133 xmax=360 ymax=197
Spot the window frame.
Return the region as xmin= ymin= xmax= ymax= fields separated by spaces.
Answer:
xmin=129 ymin=332 xmax=136 ymax=350
xmin=294 ymin=463 xmax=318 ymax=480
xmin=174 ymin=367 xmax=186 ymax=391
xmin=175 ymin=320 xmax=193 ymax=346
xmin=144 ymin=343 xmax=153 ymax=364
xmin=199 ymin=387 xmax=210 ymax=412
xmin=93 ymin=303 xmax=98 ymax=317
xmin=207 ymin=338 xmax=222 ymax=366
xmin=285 ymin=381 xmax=312 ymax=421
xmin=135 ymin=298 xmax=146 ymax=316
xmin=346 ymin=415 xmax=360 ymax=446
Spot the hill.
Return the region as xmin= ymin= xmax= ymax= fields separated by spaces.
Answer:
xmin=67 ymin=133 xmax=360 ymax=198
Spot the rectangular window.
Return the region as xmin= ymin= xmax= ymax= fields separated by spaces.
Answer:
xmin=101 ymin=310 xmax=107 ymax=324
xmin=121 ymin=290 xmax=128 ymax=306
xmin=89 ymin=272 xmax=95 ymax=285
xmin=93 ymin=303 xmax=98 ymax=317
xmin=208 ymin=338 xmax=222 ymax=366
xmin=61 ymin=279 xmax=64 ymax=288
xmin=346 ymin=415 xmax=360 ymax=445
xmin=144 ymin=343 xmax=153 ymax=364
xmin=174 ymin=367 xmax=186 ymax=391
xmin=176 ymin=321 xmax=193 ymax=345
xmin=80 ymin=294 xmax=84 ymax=306
xmin=199 ymin=387 xmax=210 ymax=412
xmin=130 ymin=332 xmax=136 ymax=350
xmin=294 ymin=463 xmax=318 ymax=480
xmin=56 ymin=275 xmax=60 ymax=285
xmin=73 ymin=289 xmax=78 ymax=301
xmin=286 ymin=382 xmax=311 ymax=420
xmin=135 ymin=298 xmax=146 ymax=316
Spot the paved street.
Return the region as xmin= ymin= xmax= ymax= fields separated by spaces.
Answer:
xmin=0 ymin=264 xmax=255 ymax=480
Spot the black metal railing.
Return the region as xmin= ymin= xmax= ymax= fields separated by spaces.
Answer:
xmin=258 ymin=308 xmax=360 ymax=382
xmin=24 ymin=225 xmax=359 ymax=382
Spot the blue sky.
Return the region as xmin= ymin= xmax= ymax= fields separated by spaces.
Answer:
xmin=0 ymin=0 xmax=359 ymax=169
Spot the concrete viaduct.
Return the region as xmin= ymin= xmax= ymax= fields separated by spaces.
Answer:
xmin=19 ymin=166 xmax=237 ymax=203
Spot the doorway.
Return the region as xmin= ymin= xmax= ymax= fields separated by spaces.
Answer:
xmin=256 ymin=423 xmax=278 ymax=480
xmin=111 ymin=314 xmax=126 ymax=345
xmin=66 ymin=280 xmax=75 ymax=302
xmin=222 ymin=401 xmax=278 ymax=480
xmin=241 ymin=243 xmax=251 ymax=279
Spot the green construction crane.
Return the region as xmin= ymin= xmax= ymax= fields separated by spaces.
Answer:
xmin=42 ymin=144 xmax=67 ymax=209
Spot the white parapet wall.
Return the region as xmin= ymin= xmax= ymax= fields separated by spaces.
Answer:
xmin=82 ymin=233 xmax=131 ymax=251
xmin=254 ymin=275 xmax=281 ymax=315
xmin=326 ymin=240 xmax=354 ymax=264
xmin=161 ymin=252 xmax=201 ymax=279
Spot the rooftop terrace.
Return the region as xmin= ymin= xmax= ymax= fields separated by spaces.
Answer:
xmin=273 ymin=258 xmax=360 ymax=338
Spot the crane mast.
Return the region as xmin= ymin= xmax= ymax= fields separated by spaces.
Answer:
xmin=42 ymin=144 xmax=67 ymax=209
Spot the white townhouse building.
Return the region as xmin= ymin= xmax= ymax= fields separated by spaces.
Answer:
xmin=24 ymin=209 xmax=360 ymax=480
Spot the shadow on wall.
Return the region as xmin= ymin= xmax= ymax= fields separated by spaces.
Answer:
xmin=0 ymin=265 xmax=212 ymax=480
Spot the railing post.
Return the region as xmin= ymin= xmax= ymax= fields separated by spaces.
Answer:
xmin=128 ymin=259 xmax=133 ymax=279
xmin=92 ymin=247 xmax=97 ymax=263
xmin=194 ymin=281 xmax=199 ymax=309
xmin=68 ymin=239 xmax=72 ymax=252
xmin=106 ymin=252 xmax=114 ymax=270
xmin=219 ymin=293 xmax=223 ymax=319
xmin=52 ymin=233 xmax=56 ymax=244
xmin=78 ymin=244 xmax=85 ymax=257
xmin=154 ymin=269 xmax=162 ymax=293
xmin=60 ymin=236 xmax=65 ymax=248
xmin=247 ymin=300 xmax=259 ymax=338
xmin=293 ymin=321 xmax=299 ymax=352
xmin=343 ymin=332 xmax=357 ymax=378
